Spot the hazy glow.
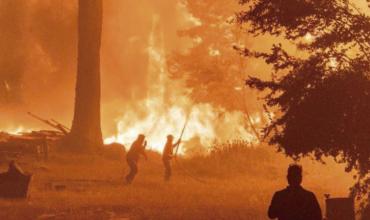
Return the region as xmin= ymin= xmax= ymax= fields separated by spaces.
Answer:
xmin=104 ymin=16 xmax=259 ymax=153
xmin=0 ymin=1 xmax=264 ymax=156
xmin=193 ymin=36 xmax=203 ymax=44
xmin=4 ymin=81 xmax=11 ymax=91
xmin=304 ymin=33 xmax=315 ymax=42
xmin=209 ymin=47 xmax=221 ymax=56
xmin=329 ymin=57 xmax=338 ymax=68
xmin=6 ymin=126 xmax=30 ymax=135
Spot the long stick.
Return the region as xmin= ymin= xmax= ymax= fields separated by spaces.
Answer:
xmin=28 ymin=112 xmax=69 ymax=135
xmin=174 ymin=112 xmax=191 ymax=156
xmin=171 ymin=109 xmax=207 ymax=184
xmin=51 ymin=119 xmax=70 ymax=132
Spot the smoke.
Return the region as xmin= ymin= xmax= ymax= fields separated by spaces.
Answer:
xmin=0 ymin=0 xmax=268 ymax=150
xmin=0 ymin=0 xmax=192 ymax=134
xmin=0 ymin=0 xmax=77 ymax=130
xmin=101 ymin=0 xmax=193 ymax=135
xmin=0 ymin=0 xmax=28 ymax=104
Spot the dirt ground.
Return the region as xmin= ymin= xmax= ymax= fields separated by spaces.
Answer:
xmin=0 ymin=146 xmax=354 ymax=220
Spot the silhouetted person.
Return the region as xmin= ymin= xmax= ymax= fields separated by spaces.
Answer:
xmin=268 ymin=164 xmax=322 ymax=220
xmin=0 ymin=161 xmax=31 ymax=198
xmin=162 ymin=135 xmax=181 ymax=181
xmin=125 ymin=134 xmax=147 ymax=184
xmin=6 ymin=160 xmax=24 ymax=177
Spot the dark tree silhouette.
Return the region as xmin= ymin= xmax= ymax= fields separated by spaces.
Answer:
xmin=68 ymin=0 xmax=103 ymax=151
xmin=237 ymin=0 xmax=370 ymax=216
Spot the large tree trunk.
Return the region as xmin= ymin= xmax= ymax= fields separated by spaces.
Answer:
xmin=68 ymin=0 xmax=103 ymax=151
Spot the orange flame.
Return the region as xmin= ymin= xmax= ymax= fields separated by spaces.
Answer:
xmin=104 ymin=15 xmax=261 ymax=154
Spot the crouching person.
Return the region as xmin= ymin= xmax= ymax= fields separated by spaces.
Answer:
xmin=125 ymin=134 xmax=147 ymax=184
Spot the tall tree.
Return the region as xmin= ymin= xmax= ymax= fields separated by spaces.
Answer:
xmin=68 ymin=0 xmax=103 ymax=150
xmin=168 ymin=0 xmax=266 ymax=138
xmin=168 ymin=0 xmax=257 ymax=112
xmin=237 ymin=0 xmax=370 ymax=217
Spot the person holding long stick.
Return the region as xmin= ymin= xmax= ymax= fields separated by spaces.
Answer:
xmin=162 ymin=135 xmax=181 ymax=181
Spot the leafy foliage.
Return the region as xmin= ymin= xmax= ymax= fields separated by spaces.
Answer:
xmin=168 ymin=0 xmax=257 ymax=111
xmin=238 ymin=0 xmax=370 ymax=214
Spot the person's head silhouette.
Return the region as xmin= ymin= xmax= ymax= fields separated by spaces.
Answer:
xmin=287 ymin=164 xmax=302 ymax=187
xmin=137 ymin=134 xmax=145 ymax=142
xmin=167 ymin=135 xmax=174 ymax=143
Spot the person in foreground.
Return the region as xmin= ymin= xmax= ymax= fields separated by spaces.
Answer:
xmin=268 ymin=164 xmax=322 ymax=220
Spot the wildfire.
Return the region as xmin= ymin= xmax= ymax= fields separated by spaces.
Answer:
xmin=104 ymin=100 xmax=261 ymax=154
xmin=104 ymin=16 xmax=261 ymax=154
xmin=6 ymin=126 xmax=30 ymax=135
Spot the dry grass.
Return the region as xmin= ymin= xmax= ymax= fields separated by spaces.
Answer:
xmin=0 ymin=143 xmax=354 ymax=220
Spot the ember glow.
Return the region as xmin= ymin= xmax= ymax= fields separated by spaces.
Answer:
xmin=104 ymin=100 xmax=261 ymax=153
xmin=5 ymin=126 xmax=31 ymax=135
xmin=329 ymin=57 xmax=338 ymax=68
xmin=304 ymin=33 xmax=315 ymax=42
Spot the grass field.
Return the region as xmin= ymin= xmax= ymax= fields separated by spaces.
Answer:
xmin=0 ymin=144 xmax=354 ymax=220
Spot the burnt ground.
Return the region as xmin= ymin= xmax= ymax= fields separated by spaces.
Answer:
xmin=0 ymin=147 xmax=354 ymax=220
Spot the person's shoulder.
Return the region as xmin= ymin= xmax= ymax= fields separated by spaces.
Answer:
xmin=301 ymin=187 xmax=318 ymax=199
xmin=273 ymin=188 xmax=289 ymax=197
xmin=301 ymin=187 xmax=314 ymax=194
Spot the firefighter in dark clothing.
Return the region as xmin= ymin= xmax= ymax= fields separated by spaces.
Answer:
xmin=268 ymin=164 xmax=322 ymax=220
xmin=162 ymin=135 xmax=181 ymax=181
xmin=125 ymin=134 xmax=147 ymax=184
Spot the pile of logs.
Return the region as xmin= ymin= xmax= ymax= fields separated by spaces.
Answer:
xmin=0 ymin=130 xmax=64 ymax=159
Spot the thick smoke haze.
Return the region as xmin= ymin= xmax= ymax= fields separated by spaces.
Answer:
xmin=101 ymin=0 xmax=192 ymax=135
xmin=0 ymin=0 xmax=77 ymax=130
xmin=0 ymin=0 xmax=192 ymax=136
